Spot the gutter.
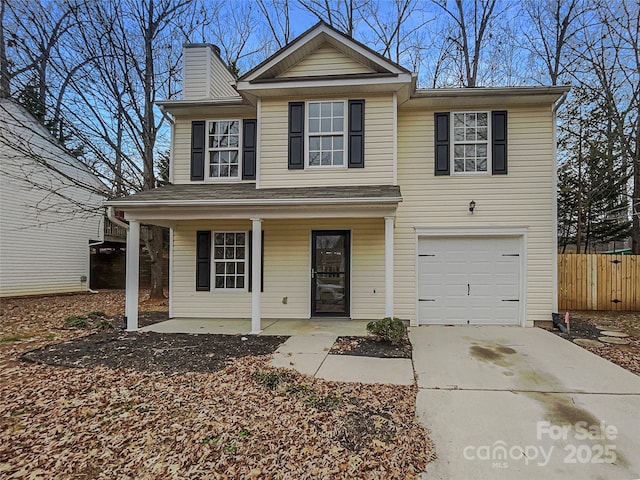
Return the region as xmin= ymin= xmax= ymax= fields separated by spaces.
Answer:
xmin=553 ymin=90 xmax=569 ymax=112
xmin=107 ymin=206 xmax=129 ymax=230
xmin=104 ymin=196 xmax=403 ymax=208
xmin=413 ymin=85 xmax=571 ymax=98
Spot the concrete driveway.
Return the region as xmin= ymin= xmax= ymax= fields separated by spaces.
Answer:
xmin=410 ymin=326 xmax=640 ymax=480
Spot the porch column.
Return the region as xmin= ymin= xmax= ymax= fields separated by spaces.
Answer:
xmin=125 ymin=220 xmax=140 ymax=331
xmin=384 ymin=216 xmax=394 ymax=318
xmin=251 ymin=218 xmax=262 ymax=334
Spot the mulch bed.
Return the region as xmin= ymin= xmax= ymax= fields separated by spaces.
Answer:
xmin=547 ymin=316 xmax=603 ymax=341
xmin=329 ymin=336 xmax=412 ymax=359
xmin=21 ymin=331 xmax=288 ymax=374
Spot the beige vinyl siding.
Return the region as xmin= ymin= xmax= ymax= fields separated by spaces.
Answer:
xmin=395 ymin=105 xmax=556 ymax=326
xmin=183 ymin=46 xmax=238 ymax=100
xmin=183 ymin=48 xmax=210 ymax=99
xmin=171 ymin=218 xmax=385 ymax=319
xmin=173 ymin=117 xmax=197 ymax=184
xmin=278 ymin=44 xmax=374 ymax=77
xmin=172 ymin=220 xmax=253 ymax=318
xmin=259 ymin=95 xmax=394 ymax=188
xmin=209 ymin=52 xmax=239 ymax=98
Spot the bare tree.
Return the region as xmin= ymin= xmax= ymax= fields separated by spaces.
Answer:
xmin=0 ymin=0 xmax=10 ymax=98
xmin=356 ymin=0 xmax=432 ymax=64
xmin=196 ymin=0 xmax=267 ymax=76
xmin=257 ymin=0 xmax=292 ymax=49
xmin=560 ymin=1 xmax=639 ymax=253
xmin=429 ymin=0 xmax=505 ymax=87
xmin=1 ymin=1 xmax=79 ymax=130
xmin=596 ymin=1 xmax=640 ymax=253
xmin=522 ymin=0 xmax=590 ymax=86
xmin=297 ymin=0 xmax=358 ymax=37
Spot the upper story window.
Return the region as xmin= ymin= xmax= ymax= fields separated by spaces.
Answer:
xmin=307 ymin=101 xmax=346 ymax=167
xmin=452 ymin=112 xmax=489 ymax=174
xmin=208 ymin=120 xmax=240 ymax=179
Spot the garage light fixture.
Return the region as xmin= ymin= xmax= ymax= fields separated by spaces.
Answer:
xmin=469 ymin=200 xmax=476 ymax=214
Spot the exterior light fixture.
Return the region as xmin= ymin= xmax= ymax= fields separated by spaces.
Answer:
xmin=469 ymin=200 xmax=476 ymax=214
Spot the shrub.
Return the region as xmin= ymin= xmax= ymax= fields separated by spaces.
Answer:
xmin=96 ymin=319 xmax=114 ymax=330
xmin=252 ymin=370 xmax=293 ymax=390
xmin=305 ymin=392 xmax=341 ymax=410
xmin=87 ymin=311 xmax=106 ymax=318
xmin=366 ymin=317 xmax=406 ymax=345
xmin=64 ymin=315 xmax=89 ymax=328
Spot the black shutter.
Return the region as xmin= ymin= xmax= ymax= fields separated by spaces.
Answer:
xmin=434 ymin=112 xmax=450 ymax=176
xmin=492 ymin=110 xmax=508 ymax=175
xmin=248 ymin=231 xmax=264 ymax=292
xmin=288 ymin=102 xmax=305 ymax=169
xmin=195 ymin=231 xmax=211 ymax=291
xmin=348 ymin=99 xmax=365 ymax=168
xmin=242 ymin=119 xmax=257 ymax=180
xmin=191 ymin=121 xmax=205 ymax=181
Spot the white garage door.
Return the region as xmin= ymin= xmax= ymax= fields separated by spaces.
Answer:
xmin=418 ymin=236 xmax=521 ymax=325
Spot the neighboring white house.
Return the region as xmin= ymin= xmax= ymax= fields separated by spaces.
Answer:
xmin=0 ymin=98 xmax=106 ymax=297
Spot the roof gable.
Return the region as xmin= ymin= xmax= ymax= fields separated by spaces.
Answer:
xmin=239 ymin=22 xmax=410 ymax=83
xmin=277 ymin=42 xmax=376 ymax=78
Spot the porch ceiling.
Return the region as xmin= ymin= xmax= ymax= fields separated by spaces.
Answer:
xmin=105 ymin=184 xmax=402 ymax=225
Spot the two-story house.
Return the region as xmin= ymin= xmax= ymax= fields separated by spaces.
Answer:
xmin=107 ymin=22 xmax=568 ymax=332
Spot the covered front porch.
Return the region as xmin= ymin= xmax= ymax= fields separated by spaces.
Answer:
xmin=105 ymin=183 xmax=402 ymax=333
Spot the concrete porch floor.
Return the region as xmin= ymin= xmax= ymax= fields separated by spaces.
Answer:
xmin=139 ymin=317 xmax=370 ymax=336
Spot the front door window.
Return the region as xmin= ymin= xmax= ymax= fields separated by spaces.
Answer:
xmin=312 ymin=231 xmax=350 ymax=316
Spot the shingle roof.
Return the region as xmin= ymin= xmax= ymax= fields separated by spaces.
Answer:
xmin=106 ymin=183 xmax=402 ymax=207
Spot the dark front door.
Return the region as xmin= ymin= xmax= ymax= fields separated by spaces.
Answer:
xmin=311 ymin=231 xmax=350 ymax=317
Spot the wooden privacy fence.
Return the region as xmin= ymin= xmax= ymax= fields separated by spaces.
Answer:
xmin=558 ymin=254 xmax=640 ymax=311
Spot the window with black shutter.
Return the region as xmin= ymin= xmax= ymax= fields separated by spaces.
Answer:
xmin=248 ymin=231 xmax=264 ymax=292
xmin=434 ymin=110 xmax=508 ymax=176
xmin=492 ymin=111 xmax=508 ymax=175
xmin=195 ymin=231 xmax=211 ymax=291
xmin=348 ymin=99 xmax=365 ymax=168
xmin=191 ymin=121 xmax=205 ymax=181
xmin=288 ymin=102 xmax=305 ymax=169
xmin=242 ymin=119 xmax=257 ymax=180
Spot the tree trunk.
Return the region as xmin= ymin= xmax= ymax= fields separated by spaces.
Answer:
xmin=141 ymin=0 xmax=166 ymax=299
xmin=145 ymin=225 xmax=165 ymax=299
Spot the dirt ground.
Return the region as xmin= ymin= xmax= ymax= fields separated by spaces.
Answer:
xmin=23 ymin=331 xmax=288 ymax=374
xmin=0 ymin=291 xmax=434 ymax=478
xmin=546 ymin=311 xmax=640 ymax=376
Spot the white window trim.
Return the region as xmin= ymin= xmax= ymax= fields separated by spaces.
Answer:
xmin=206 ymin=119 xmax=243 ymax=182
xmin=450 ymin=110 xmax=491 ymax=175
xmin=304 ymin=99 xmax=348 ymax=169
xmin=212 ymin=230 xmax=249 ymax=291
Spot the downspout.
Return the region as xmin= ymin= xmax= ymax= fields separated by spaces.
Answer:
xmin=552 ymin=90 xmax=568 ymax=318
xmin=158 ymin=104 xmax=175 ymax=184
xmin=87 ymin=238 xmax=104 ymax=293
xmin=86 ymin=215 xmax=107 ymax=294
xmin=107 ymin=206 xmax=129 ymax=230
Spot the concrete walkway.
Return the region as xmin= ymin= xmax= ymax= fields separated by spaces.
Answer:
xmin=410 ymin=326 xmax=640 ymax=479
xmin=143 ymin=318 xmax=414 ymax=385
xmin=270 ymin=333 xmax=414 ymax=385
